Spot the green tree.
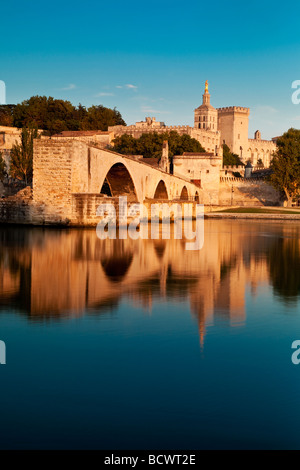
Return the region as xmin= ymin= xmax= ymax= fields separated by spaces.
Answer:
xmin=112 ymin=131 xmax=206 ymax=159
xmin=112 ymin=134 xmax=138 ymax=155
xmin=10 ymin=127 xmax=39 ymax=185
xmin=0 ymin=105 xmax=15 ymax=127
xmin=269 ymin=128 xmax=300 ymax=206
xmin=222 ymin=144 xmax=243 ymax=166
xmin=80 ymin=105 xmax=126 ymax=131
xmin=13 ymin=96 xmax=78 ymax=134
xmin=0 ymin=151 xmax=6 ymax=180
xmin=12 ymin=96 xmax=126 ymax=135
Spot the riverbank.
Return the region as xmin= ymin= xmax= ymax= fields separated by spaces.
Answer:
xmin=205 ymin=206 xmax=300 ymax=220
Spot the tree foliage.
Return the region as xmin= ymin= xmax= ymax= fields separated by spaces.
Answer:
xmin=8 ymin=96 xmax=125 ymax=135
xmin=0 ymin=152 xmax=6 ymax=180
xmin=269 ymin=128 xmax=300 ymax=206
xmin=79 ymin=105 xmax=125 ymax=131
xmin=0 ymin=105 xmax=15 ymax=127
xmin=267 ymin=236 xmax=300 ymax=302
xmin=222 ymin=144 xmax=244 ymax=166
xmin=10 ymin=127 xmax=39 ymax=185
xmin=112 ymin=131 xmax=206 ymax=159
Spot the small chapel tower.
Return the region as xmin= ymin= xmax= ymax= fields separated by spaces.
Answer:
xmin=160 ymin=140 xmax=170 ymax=173
xmin=194 ymin=80 xmax=218 ymax=131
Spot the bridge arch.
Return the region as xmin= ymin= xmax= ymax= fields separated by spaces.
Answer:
xmin=180 ymin=186 xmax=189 ymax=201
xmin=153 ymin=180 xmax=169 ymax=200
xmin=153 ymin=240 xmax=166 ymax=260
xmin=100 ymin=162 xmax=138 ymax=201
xmin=100 ymin=178 xmax=113 ymax=197
xmin=101 ymin=241 xmax=134 ymax=283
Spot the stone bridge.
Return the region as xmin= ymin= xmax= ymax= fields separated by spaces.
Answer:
xmin=32 ymin=139 xmax=204 ymax=225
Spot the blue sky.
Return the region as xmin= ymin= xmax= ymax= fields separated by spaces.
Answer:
xmin=1 ymin=0 xmax=300 ymax=139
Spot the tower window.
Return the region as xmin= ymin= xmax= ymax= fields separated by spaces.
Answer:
xmin=203 ymin=123 xmax=205 ymax=128
xmin=238 ymin=134 xmax=240 ymax=139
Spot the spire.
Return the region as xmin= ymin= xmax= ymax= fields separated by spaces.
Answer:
xmin=202 ymin=80 xmax=210 ymax=106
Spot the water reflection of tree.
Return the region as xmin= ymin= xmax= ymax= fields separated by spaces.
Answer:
xmin=0 ymin=248 xmax=31 ymax=312
xmin=268 ymin=237 xmax=300 ymax=303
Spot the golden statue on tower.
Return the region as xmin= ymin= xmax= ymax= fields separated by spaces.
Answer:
xmin=205 ymin=80 xmax=209 ymax=93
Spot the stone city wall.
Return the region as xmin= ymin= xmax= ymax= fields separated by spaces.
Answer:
xmin=219 ymin=179 xmax=281 ymax=206
xmin=0 ymin=197 xmax=32 ymax=224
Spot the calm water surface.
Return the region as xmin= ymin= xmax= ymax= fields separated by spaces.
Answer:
xmin=0 ymin=220 xmax=300 ymax=449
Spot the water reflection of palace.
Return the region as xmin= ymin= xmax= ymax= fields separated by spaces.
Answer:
xmin=1 ymin=221 xmax=300 ymax=347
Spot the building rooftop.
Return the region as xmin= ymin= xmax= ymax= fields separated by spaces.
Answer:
xmin=52 ymin=130 xmax=112 ymax=137
xmin=182 ymin=152 xmax=214 ymax=156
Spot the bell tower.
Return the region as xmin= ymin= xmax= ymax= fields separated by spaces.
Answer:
xmin=194 ymin=81 xmax=218 ymax=131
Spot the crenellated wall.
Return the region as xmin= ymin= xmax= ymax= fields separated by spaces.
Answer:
xmin=247 ymin=138 xmax=276 ymax=167
xmin=108 ymin=122 xmax=222 ymax=156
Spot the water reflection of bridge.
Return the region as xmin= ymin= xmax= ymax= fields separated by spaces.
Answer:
xmin=1 ymin=221 xmax=299 ymax=347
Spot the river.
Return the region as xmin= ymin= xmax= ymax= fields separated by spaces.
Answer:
xmin=0 ymin=220 xmax=300 ymax=449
